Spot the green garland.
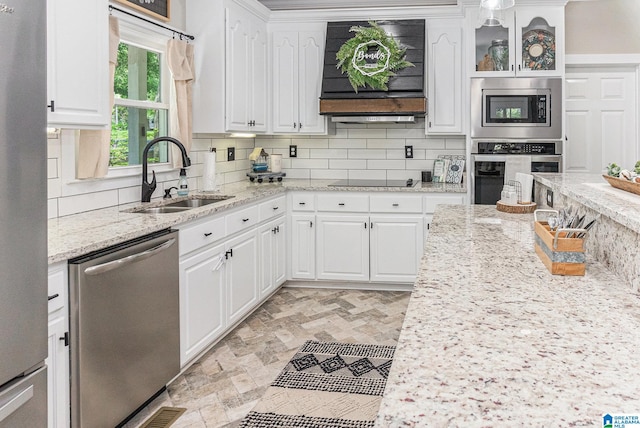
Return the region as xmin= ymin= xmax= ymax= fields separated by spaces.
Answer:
xmin=336 ymin=21 xmax=414 ymax=93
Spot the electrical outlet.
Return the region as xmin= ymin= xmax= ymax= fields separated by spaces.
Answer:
xmin=227 ymin=147 xmax=235 ymax=161
xmin=405 ymin=145 xmax=413 ymax=159
xmin=546 ymin=189 xmax=554 ymax=207
xmin=289 ymin=145 xmax=297 ymax=158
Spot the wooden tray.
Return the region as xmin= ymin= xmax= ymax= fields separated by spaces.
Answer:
xmin=496 ymin=201 xmax=537 ymax=214
xmin=602 ymin=174 xmax=640 ymax=196
xmin=534 ymin=221 xmax=585 ymax=276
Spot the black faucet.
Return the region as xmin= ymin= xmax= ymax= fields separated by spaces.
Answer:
xmin=141 ymin=136 xmax=191 ymax=202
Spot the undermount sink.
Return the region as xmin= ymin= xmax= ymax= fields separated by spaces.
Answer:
xmin=130 ymin=195 xmax=234 ymax=214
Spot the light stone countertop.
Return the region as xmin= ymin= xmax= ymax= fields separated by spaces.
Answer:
xmin=533 ymin=172 xmax=640 ymax=234
xmin=48 ymin=179 xmax=466 ymax=264
xmin=375 ymin=205 xmax=640 ymax=427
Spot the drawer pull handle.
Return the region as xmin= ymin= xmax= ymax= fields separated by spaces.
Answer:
xmin=299 ymin=202 xmax=306 ymax=205
xmin=338 ymin=203 xmax=345 ymax=206
xmin=47 ymin=293 xmax=59 ymax=301
xmin=273 ymin=206 xmax=279 ymax=210
xmin=204 ymin=232 xmax=213 ymax=237
xmin=242 ymin=218 xmax=250 ymax=222
xmin=225 ymin=249 xmax=233 ymax=259
xmin=392 ymin=203 xmax=399 ymax=207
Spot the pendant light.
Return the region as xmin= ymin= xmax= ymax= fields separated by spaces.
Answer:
xmin=478 ymin=4 xmax=506 ymax=27
xmin=480 ymin=0 xmax=515 ymax=10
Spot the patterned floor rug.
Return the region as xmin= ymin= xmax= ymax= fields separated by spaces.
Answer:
xmin=239 ymin=340 xmax=396 ymax=428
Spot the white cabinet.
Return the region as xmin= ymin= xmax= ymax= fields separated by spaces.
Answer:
xmin=467 ymin=5 xmax=564 ymax=77
xmin=316 ymin=214 xmax=370 ymax=281
xmin=258 ymin=217 xmax=286 ymax=298
xmin=47 ymin=263 xmax=69 ymax=428
xmin=290 ymin=214 xmax=316 ymax=279
xmin=272 ymin=27 xmax=326 ymax=134
xmin=179 ymin=243 xmax=226 ymax=367
xmin=47 ymin=0 xmax=109 ymax=127
xmin=226 ymin=229 xmax=259 ymax=325
xmin=426 ymin=19 xmax=464 ymax=135
xmin=370 ymin=216 xmax=424 ymax=283
xmin=226 ymin=2 xmax=268 ymax=132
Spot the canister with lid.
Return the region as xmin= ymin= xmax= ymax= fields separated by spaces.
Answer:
xmin=488 ymin=39 xmax=509 ymax=71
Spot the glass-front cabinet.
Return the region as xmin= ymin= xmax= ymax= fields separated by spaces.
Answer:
xmin=467 ymin=5 xmax=564 ymax=77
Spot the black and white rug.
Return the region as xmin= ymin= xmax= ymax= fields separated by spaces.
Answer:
xmin=239 ymin=340 xmax=396 ymax=428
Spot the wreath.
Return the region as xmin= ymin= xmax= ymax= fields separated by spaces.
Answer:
xmin=336 ymin=21 xmax=414 ymax=93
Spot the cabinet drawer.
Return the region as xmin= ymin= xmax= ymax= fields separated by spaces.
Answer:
xmin=317 ymin=193 xmax=369 ymax=212
xmin=226 ymin=205 xmax=260 ymax=236
xmin=48 ymin=267 xmax=66 ymax=314
xmin=178 ymin=215 xmax=225 ymax=256
xmin=424 ymin=195 xmax=465 ymax=213
xmin=370 ymin=194 xmax=422 ymax=213
xmin=291 ymin=193 xmax=315 ymax=211
xmin=259 ymin=195 xmax=286 ymax=221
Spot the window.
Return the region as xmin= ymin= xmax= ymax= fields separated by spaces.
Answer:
xmin=110 ymin=27 xmax=170 ymax=168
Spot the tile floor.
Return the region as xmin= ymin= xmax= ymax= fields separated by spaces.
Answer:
xmin=123 ymin=286 xmax=411 ymax=428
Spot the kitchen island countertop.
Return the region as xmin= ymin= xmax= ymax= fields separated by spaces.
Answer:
xmin=376 ymin=204 xmax=640 ymax=427
xmin=48 ymin=179 xmax=465 ymax=264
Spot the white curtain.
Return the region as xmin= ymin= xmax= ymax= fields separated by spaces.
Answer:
xmin=77 ymin=16 xmax=119 ymax=179
xmin=166 ymin=39 xmax=195 ymax=168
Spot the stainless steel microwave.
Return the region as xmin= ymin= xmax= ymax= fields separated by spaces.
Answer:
xmin=471 ymin=77 xmax=562 ymax=140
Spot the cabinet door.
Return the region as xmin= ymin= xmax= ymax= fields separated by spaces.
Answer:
xmin=179 ymin=244 xmax=226 ymax=367
xmin=259 ymin=217 xmax=286 ymax=297
xmin=272 ymin=31 xmax=299 ymax=133
xmin=467 ymin=6 xmax=516 ymax=77
xmin=290 ymin=214 xmax=316 ymax=279
xmin=226 ymin=4 xmax=250 ymax=131
xmin=298 ymin=30 xmax=326 ymax=134
xmin=226 ymin=230 xmax=259 ymax=325
xmin=515 ymin=7 xmax=564 ymax=77
xmin=249 ymin=17 xmax=268 ymax=132
xmin=370 ymin=216 xmax=424 ymax=283
xmin=426 ymin=20 xmax=463 ymax=135
xmin=316 ymin=214 xmax=369 ymax=281
xmin=47 ymin=315 xmax=69 ymax=428
xmin=47 ymin=0 xmax=109 ymax=127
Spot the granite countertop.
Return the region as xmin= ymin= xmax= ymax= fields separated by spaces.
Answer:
xmin=376 ymin=205 xmax=640 ymax=427
xmin=48 ymin=179 xmax=466 ymax=264
xmin=534 ymin=172 xmax=640 ymax=234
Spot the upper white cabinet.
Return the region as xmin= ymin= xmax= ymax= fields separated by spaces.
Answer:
xmin=467 ymin=5 xmax=564 ymax=77
xmin=47 ymin=0 xmax=110 ymax=127
xmin=426 ymin=19 xmax=464 ymax=135
xmin=226 ymin=1 xmax=269 ymax=132
xmin=271 ymin=26 xmax=327 ymax=134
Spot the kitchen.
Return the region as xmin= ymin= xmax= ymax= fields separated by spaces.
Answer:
xmin=3 ymin=0 xmax=640 ymax=427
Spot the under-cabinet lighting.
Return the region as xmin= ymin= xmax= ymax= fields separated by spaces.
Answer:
xmin=229 ymin=132 xmax=256 ymax=138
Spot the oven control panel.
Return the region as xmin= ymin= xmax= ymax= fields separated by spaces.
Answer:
xmin=474 ymin=142 xmax=559 ymax=155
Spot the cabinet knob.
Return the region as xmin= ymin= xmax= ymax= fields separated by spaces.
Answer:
xmin=293 ymin=122 xmax=297 ymax=128
xmin=299 ymin=123 xmax=302 ymax=129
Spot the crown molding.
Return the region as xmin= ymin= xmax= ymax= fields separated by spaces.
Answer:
xmin=268 ymin=4 xmax=464 ymax=23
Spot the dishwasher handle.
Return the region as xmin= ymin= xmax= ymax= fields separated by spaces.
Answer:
xmin=84 ymin=238 xmax=177 ymax=276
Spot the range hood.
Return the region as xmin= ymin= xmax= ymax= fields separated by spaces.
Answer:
xmin=320 ymin=20 xmax=426 ymax=122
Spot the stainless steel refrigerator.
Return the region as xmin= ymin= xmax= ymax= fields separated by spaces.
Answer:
xmin=0 ymin=0 xmax=48 ymax=426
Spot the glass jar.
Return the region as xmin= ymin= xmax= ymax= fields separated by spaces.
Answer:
xmin=488 ymin=39 xmax=509 ymax=71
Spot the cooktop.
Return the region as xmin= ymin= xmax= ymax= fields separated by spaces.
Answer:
xmin=329 ymin=179 xmax=417 ymax=188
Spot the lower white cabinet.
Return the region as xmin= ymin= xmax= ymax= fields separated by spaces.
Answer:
xmin=290 ymin=214 xmax=316 ymax=280
xmin=259 ymin=217 xmax=286 ymax=298
xmin=226 ymin=229 xmax=259 ymax=325
xmin=370 ymin=216 xmax=424 ymax=283
xmin=316 ymin=214 xmax=369 ymax=281
xmin=47 ymin=263 xmax=69 ymax=428
xmin=179 ymin=243 xmax=226 ymax=367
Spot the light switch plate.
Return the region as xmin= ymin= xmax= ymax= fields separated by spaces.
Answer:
xmin=405 ymin=145 xmax=413 ymax=159
xmin=289 ymin=145 xmax=297 ymax=158
xmin=227 ymin=147 xmax=235 ymax=161
xmin=546 ymin=189 xmax=553 ymax=207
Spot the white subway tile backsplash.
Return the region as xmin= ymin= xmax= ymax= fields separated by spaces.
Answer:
xmin=290 ymin=158 xmax=329 ymax=169
xmin=47 ymin=199 xmax=58 ymax=220
xmin=47 ymin=158 xmax=58 ymax=179
xmin=347 ymin=128 xmax=387 ymax=139
xmin=48 ymin=178 xmax=61 ymax=199
xmin=291 ymin=138 xmax=329 ymax=149
xmin=386 ymin=127 xmax=426 ymax=139
xmin=387 ymin=170 xmax=421 ymax=181
xmin=118 ymin=186 xmax=141 ymax=205
xmin=329 ymin=159 xmax=367 ymax=170
xmin=285 ymin=169 xmax=311 ymax=179
xmin=328 ymin=138 xmax=367 ymax=149
xmin=348 ymin=149 xmax=387 ymax=159
xmin=411 ymin=138 xmax=446 ymax=149
xmin=309 ymin=148 xmax=348 ymax=159
xmin=445 ymin=138 xmax=466 ymax=150
xmin=367 ymin=159 xmax=406 ymax=170
xmin=348 ymin=169 xmax=386 ymax=180
xmin=310 ymin=169 xmax=347 ymax=180
xmin=58 ymin=190 xmax=119 ymax=217
xmin=366 ymin=138 xmax=405 ymax=149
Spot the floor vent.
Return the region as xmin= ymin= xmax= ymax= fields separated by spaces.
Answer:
xmin=139 ymin=407 xmax=187 ymax=428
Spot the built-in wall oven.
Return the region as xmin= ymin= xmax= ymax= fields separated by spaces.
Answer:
xmin=470 ymin=141 xmax=562 ymax=205
xmin=471 ymin=77 xmax=562 ymax=140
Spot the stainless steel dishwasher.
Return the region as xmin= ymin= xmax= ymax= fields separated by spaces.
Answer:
xmin=68 ymin=229 xmax=180 ymax=428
